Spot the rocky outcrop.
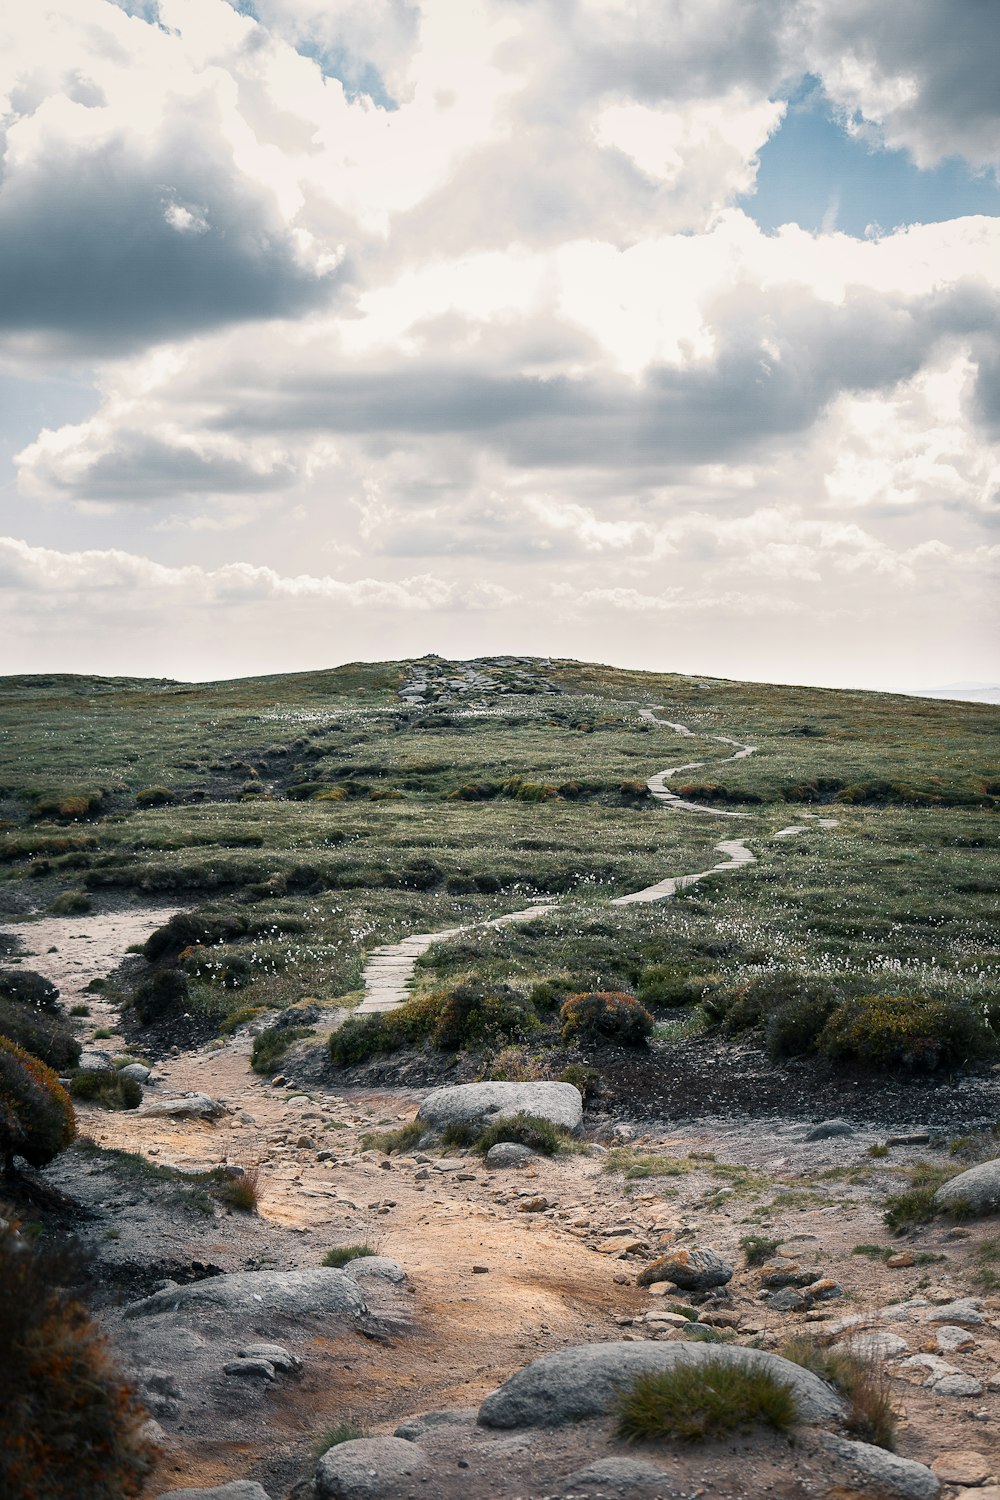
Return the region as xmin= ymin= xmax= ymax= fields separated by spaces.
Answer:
xmin=417 ymin=1081 xmax=583 ymax=1134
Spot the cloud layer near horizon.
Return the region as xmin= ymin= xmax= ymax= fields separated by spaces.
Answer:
xmin=1 ymin=0 xmax=998 ymax=687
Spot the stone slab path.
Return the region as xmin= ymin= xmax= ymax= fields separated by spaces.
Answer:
xmin=356 ymin=709 xmax=837 ymax=1014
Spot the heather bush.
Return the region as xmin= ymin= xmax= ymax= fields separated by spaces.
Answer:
xmin=637 ymin=963 xmax=710 ymax=1009
xmin=817 ymin=994 xmax=995 ymax=1072
xmin=560 ymin=990 xmax=654 ymax=1046
xmin=132 ymin=967 xmax=189 ymax=1023
xmin=474 ymin=1112 xmax=570 ymax=1156
xmin=0 ymin=969 xmax=61 ymax=1012
xmin=0 ymin=1037 xmax=76 ymax=1170
xmin=0 ymin=1217 xmax=154 ymax=1497
xmin=707 ymin=973 xmax=843 ymax=1036
xmin=329 ymin=981 xmax=539 ymax=1067
xmin=30 ymin=788 xmax=105 ymax=821
xmin=0 ymin=999 xmax=81 ymax=1072
xmin=142 ymin=909 xmax=247 ymax=963
xmin=135 ymin=786 xmax=175 ymax=807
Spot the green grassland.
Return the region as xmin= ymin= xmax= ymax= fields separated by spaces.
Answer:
xmin=0 ymin=656 xmax=996 ymax=1034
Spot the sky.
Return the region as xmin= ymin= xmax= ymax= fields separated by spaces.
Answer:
xmin=1 ymin=0 xmax=998 ymax=692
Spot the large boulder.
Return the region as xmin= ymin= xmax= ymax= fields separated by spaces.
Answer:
xmin=477 ymin=1341 xmax=844 ymax=1429
xmin=417 ymin=1081 xmax=583 ymax=1134
xmin=935 ymin=1160 xmax=1000 ymax=1217
xmin=342 ymin=1255 xmax=407 ymax=1286
xmin=124 ymin=1268 xmax=366 ymax=1322
xmin=315 ymin=1436 xmax=430 ymax=1498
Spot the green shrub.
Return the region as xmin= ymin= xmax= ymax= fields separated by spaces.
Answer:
xmin=560 ymin=991 xmax=653 ymax=1046
xmin=251 ymin=1024 xmax=314 ymax=1076
xmin=637 ymin=964 xmax=709 ymax=1009
xmin=311 ymin=1421 xmax=368 ymax=1458
xmin=322 ymin=1245 xmax=375 ymax=1268
xmin=135 ymin=786 xmax=175 ymax=807
xmin=360 ymin=1120 xmax=423 ymax=1153
xmin=711 ymin=973 xmax=843 ymax=1037
xmin=430 ymin=982 xmax=538 ymax=1050
xmin=0 ymin=1217 xmax=154 ymax=1498
xmin=30 ymin=788 xmax=105 ymax=821
xmin=68 ymin=1071 xmax=142 ymax=1111
xmin=818 ymin=994 xmax=996 ymax=1072
xmin=0 ymin=1037 xmax=76 ymax=1169
xmin=739 ymin=1234 xmax=783 ymax=1267
xmin=329 ymin=1013 xmax=396 ymax=1068
xmin=132 ymin=967 xmax=189 ymax=1023
xmin=49 ymin=888 xmax=91 ymax=915
xmin=884 ymin=1162 xmax=957 ymax=1231
xmin=529 ymin=977 xmax=577 ymax=1014
xmin=765 ymin=990 xmax=841 ymax=1060
xmin=0 ymin=1000 xmax=81 ymax=1072
xmin=0 ymin=969 xmax=61 ymax=1013
xmin=615 ymin=1360 xmax=797 ymax=1443
xmin=473 ymin=1112 xmax=570 ymax=1157
xmin=142 ymin=909 xmax=248 ymax=963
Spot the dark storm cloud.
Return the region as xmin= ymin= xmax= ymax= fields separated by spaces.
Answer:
xmin=39 ymin=432 xmax=294 ymax=501
xmin=0 ymin=114 xmax=346 ymax=353
xmin=806 ymin=0 xmax=1000 ymax=167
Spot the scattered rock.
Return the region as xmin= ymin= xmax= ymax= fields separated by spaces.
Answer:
xmin=815 ymin=1434 xmax=940 ymax=1499
xmin=636 ymin=1247 xmax=733 ymax=1292
xmin=768 ymin=1289 xmax=812 ymax=1314
xmin=934 ymin=1325 xmax=977 ymax=1355
xmin=935 ymin=1160 xmax=1000 ymax=1217
xmin=155 ymin=1486 xmax=272 ymax=1500
xmin=842 ymin=1331 xmax=910 ymax=1360
xmin=416 ymin=1081 xmax=583 ymax=1134
xmin=140 ymin=1093 xmax=230 ymax=1121
xmin=899 ymin=1355 xmax=983 ymax=1396
xmin=79 ymin=1049 xmax=115 ymax=1072
xmin=931 ymin=1453 xmax=993 ymax=1486
xmin=484 ymin=1143 xmax=536 ymax=1169
xmin=562 ymin=1456 xmax=670 ymax=1493
xmin=477 ymin=1340 xmax=844 ymax=1429
xmin=887 ymin=1252 xmax=914 ymax=1268
xmin=315 ymin=1435 xmax=430 ymax=1498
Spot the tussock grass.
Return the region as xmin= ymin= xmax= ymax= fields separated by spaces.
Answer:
xmin=616 ymin=1360 xmax=798 ymax=1443
xmin=360 ymin=1120 xmax=423 ymax=1154
xmin=322 ymin=1245 xmax=375 ymax=1268
xmin=780 ymin=1336 xmax=896 ymax=1449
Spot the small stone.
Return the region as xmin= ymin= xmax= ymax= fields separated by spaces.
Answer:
xmin=933 ymin=1373 xmax=984 ymax=1397
xmin=887 ymin=1252 xmax=915 ymax=1268
xmin=768 ymin=1288 xmax=812 ymax=1313
xmin=238 ymin=1343 xmax=302 ymax=1373
xmin=223 ymin=1357 xmax=275 ymax=1380
xmin=931 ymin=1453 xmax=992 ymax=1486
xmin=517 ymin=1196 xmax=549 ymax=1213
xmin=297 ymin=1135 xmax=316 ymax=1150
xmin=472 ymin=1266 xmax=490 ymax=1275
xmin=596 ymin=1236 xmax=647 ymax=1256
xmin=270 ymin=1075 xmax=287 ymax=1086
xmin=806 ymin=1279 xmax=843 ymax=1302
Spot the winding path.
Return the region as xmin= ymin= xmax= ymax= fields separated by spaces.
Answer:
xmin=356 ymin=708 xmax=834 ymax=1015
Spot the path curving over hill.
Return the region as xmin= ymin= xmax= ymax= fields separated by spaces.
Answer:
xmin=357 ymin=711 xmax=831 ymax=1013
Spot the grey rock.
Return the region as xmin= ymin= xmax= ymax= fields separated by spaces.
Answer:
xmin=805 ymin=1120 xmax=855 ymax=1141
xmin=815 ymin=1434 xmax=940 ymax=1498
xmin=78 ymin=1049 xmax=114 ymax=1072
xmin=767 ymin=1288 xmax=812 ymax=1313
xmin=841 ymin=1331 xmax=910 ymax=1360
xmin=562 ymin=1456 xmax=672 ymax=1493
xmin=417 ymin=1081 xmax=583 ymax=1134
xmin=394 ymin=1407 xmax=477 ymax=1441
xmin=120 ymin=1063 xmax=151 ymax=1082
xmin=223 ymin=1357 xmax=274 ymax=1380
xmin=238 ymin=1343 xmax=302 ymax=1373
xmin=935 ymin=1159 xmax=1000 ymax=1217
xmin=484 ymin=1142 xmax=537 ymax=1169
xmin=315 ymin=1435 xmax=429 ymax=1498
xmin=155 ymin=1486 xmax=272 ymax=1500
xmin=637 ymin=1247 xmax=733 ymax=1292
xmin=124 ymin=1268 xmax=366 ymax=1322
xmin=926 ymin=1298 xmax=984 ymax=1326
xmin=932 ymin=1372 xmax=983 ymax=1396
xmin=140 ymin=1093 xmax=230 ymax=1121
xmin=343 ymin=1255 xmax=407 ymax=1285
xmin=477 ymin=1340 xmax=844 ymax=1429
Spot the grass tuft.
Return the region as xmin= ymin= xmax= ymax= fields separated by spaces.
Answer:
xmin=322 ymin=1245 xmax=375 ymax=1268
xmin=616 ymin=1359 xmax=798 ymax=1443
xmin=780 ymin=1336 xmax=896 ymax=1449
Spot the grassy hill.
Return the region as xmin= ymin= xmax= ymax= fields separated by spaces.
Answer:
xmin=1 ymin=655 xmax=996 ymax=1042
